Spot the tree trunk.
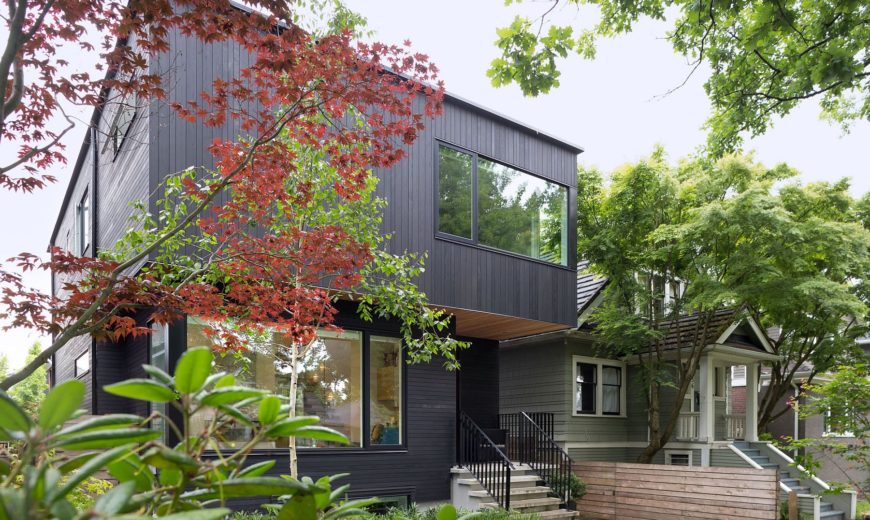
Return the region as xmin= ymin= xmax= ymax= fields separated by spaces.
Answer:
xmin=288 ymin=342 xmax=299 ymax=479
xmin=638 ymin=382 xmax=662 ymax=463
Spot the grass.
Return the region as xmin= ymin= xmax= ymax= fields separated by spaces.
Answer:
xmin=230 ymin=505 xmax=540 ymax=520
xmin=857 ymin=500 xmax=869 ymax=517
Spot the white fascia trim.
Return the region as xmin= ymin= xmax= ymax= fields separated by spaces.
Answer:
xmin=705 ymin=344 xmax=781 ymax=362
xmin=714 ymin=315 xmax=776 ymax=354
xmin=577 ymin=292 xmax=605 ymax=327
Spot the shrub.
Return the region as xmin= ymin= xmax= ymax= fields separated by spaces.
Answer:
xmin=0 ymin=347 xmax=370 ymax=518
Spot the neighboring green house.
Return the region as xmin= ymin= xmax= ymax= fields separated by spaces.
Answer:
xmin=492 ymin=264 xmax=858 ymax=520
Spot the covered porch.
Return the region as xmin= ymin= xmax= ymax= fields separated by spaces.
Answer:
xmin=674 ymin=345 xmax=779 ymax=443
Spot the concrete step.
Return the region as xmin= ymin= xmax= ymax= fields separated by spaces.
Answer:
xmin=760 ymin=463 xmax=779 ymax=470
xmin=535 ymin=509 xmax=579 ymax=520
xmin=820 ymin=502 xmax=833 ymax=512
xmin=750 ymin=456 xmax=770 ymax=464
xmin=469 ymin=486 xmax=551 ymax=501
xmin=741 ymin=449 xmax=761 ymax=457
xmin=781 ymin=478 xmax=800 ymax=487
xmin=819 ymin=510 xmax=844 ymax=520
xmin=456 ymin=475 xmax=541 ymax=489
xmin=790 ymin=486 xmax=811 ymax=494
xmin=480 ymin=497 xmax=562 ymax=513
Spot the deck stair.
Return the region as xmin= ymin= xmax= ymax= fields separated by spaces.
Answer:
xmin=451 ymin=463 xmax=578 ymax=519
xmin=731 ymin=442 xmax=847 ymax=520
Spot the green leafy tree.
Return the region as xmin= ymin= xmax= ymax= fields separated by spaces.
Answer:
xmin=489 ymin=1 xmax=870 ymax=155
xmin=786 ymin=363 xmax=869 ymax=496
xmin=579 ymin=149 xmax=869 ymax=461
xmin=8 ymin=342 xmax=48 ymax=418
xmin=0 ymin=354 xmax=8 ymax=379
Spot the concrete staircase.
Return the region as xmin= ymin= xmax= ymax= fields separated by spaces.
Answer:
xmin=731 ymin=442 xmax=847 ymax=520
xmin=451 ymin=463 xmax=578 ymax=519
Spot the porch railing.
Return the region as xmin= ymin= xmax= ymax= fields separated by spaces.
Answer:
xmin=458 ymin=411 xmax=514 ymax=510
xmin=499 ymin=412 xmax=574 ymax=503
xmin=725 ymin=414 xmax=746 ymax=440
xmin=676 ymin=412 xmax=700 ymax=440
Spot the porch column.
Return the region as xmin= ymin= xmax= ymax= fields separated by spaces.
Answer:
xmin=745 ymin=362 xmax=759 ymax=442
xmin=698 ymin=355 xmax=715 ymax=443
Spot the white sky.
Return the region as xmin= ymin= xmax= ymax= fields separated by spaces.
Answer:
xmin=1 ymin=0 xmax=868 ymax=369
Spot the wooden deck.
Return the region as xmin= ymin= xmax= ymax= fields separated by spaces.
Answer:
xmin=573 ymin=461 xmax=778 ymax=520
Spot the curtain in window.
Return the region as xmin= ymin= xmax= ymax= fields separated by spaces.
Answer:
xmin=602 ymin=366 xmax=621 ymax=414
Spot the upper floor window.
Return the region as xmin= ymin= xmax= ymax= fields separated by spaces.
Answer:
xmin=76 ymin=189 xmax=90 ymax=255
xmin=104 ymin=87 xmax=137 ymax=156
xmin=572 ymin=355 xmax=626 ymax=417
xmin=437 ymin=144 xmax=569 ymax=266
xmin=75 ymin=351 xmax=90 ymax=378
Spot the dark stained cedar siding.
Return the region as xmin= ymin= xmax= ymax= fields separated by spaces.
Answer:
xmin=457 ymin=340 xmax=500 ymax=429
xmin=53 ymin=335 xmax=93 ymax=413
xmin=149 ymin=27 xmax=578 ymax=328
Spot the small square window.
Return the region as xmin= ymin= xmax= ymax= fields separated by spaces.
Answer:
xmin=76 ymin=189 xmax=90 ymax=255
xmin=75 ymin=351 xmax=90 ymax=378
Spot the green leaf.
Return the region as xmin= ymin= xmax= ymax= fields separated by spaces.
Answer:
xmin=159 ymin=467 xmax=183 ymax=487
xmin=293 ymin=425 xmax=348 ymax=444
xmin=278 ymin=493 xmax=317 ymax=520
xmin=56 ymin=414 xmax=141 ymax=438
xmin=142 ymin=364 xmax=174 ymax=385
xmin=114 ymin=509 xmax=231 ymax=520
xmin=237 ymin=460 xmax=276 ymax=478
xmin=174 ymin=347 xmax=214 ymax=393
xmin=199 ymin=386 xmax=265 ymax=406
xmin=39 ymin=380 xmax=85 ymax=430
xmin=181 ymin=477 xmax=308 ymax=500
xmin=259 ymin=396 xmax=281 ymax=425
xmin=214 ymin=374 xmax=236 ymax=388
xmin=265 ymin=416 xmax=320 ymax=437
xmin=142 ymin=446 xmax=198 ymax=471
xmin=104 ymin=379 xmax=177 ymax=403
xmin=54 ymin=428 xmax=160 ymax=450
xmin=0 ymin=390 xmax=32 ymax=433
xmin=436 ymin=504 xmax=458 ymax=520
xmin=107 ymin=452 xmax=153 ymax=492
xmin=46 ymin=446 xmax=131 ymax=504
xmin=94 ymin=481 xmax=135 ymax=515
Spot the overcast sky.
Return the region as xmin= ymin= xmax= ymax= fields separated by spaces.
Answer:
xmin=1 ymin=0 xmax=868 ymax=369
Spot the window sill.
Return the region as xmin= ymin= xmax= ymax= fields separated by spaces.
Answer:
xmin=434 ymin=234 xmax=574 ymax=271
xmin=572 ymin=413 xmax=627 ymax=419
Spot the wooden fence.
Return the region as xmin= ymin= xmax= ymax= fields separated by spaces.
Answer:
xmin=573 ymin=461 xmax=778 ymax=520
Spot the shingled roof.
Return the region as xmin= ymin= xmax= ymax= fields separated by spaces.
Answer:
xmin=577 ymin=260 xmax=608 ymax=316
xmin=655 ymin=308 xmax=737 ymax=351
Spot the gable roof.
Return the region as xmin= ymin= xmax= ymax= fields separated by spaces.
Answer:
xmin=577 ymin=260 xmax=608 ymax=317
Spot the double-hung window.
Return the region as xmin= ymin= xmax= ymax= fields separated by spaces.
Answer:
xmin=437 ymin=143 xmax=569 ymax=266
xmin=572 ymin=356 xmax=626 ymax=417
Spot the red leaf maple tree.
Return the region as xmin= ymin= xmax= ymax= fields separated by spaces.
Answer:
xmin=0 ymin=0 xmax=449 ymax=390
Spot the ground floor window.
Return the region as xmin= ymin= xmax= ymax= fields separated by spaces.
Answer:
xmin=665 ymin=450 xmax=692 ymax=466
xmin=572 ymin=356 xmax=626 ymax=417
xmin=185 ymin=318 xmax=404 ymax=450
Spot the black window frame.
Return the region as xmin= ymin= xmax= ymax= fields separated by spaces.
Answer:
xmin=76 ymin=188 xmax=90 ymax=255
xmin=574 ymin=362 xmax=597 ymax=415
xmin=103 ymin=85 xmax=137 ymax=159
xmin=434 ymin=141 xmax=570 ymax=266
xmin=601 ymin=365 xmax=622 ymax=416
xmin=181 ymin=318 xmax=409 ymax=454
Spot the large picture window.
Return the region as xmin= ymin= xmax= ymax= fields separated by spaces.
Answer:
xmin=437 ymin=144 xmax=569 ymax=265
xmin=185 ymin=318 xmax=403 ymax=450
xmin=572 ymin=356 xmax=626 ymax=417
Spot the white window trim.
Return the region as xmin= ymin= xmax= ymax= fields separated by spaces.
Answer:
xmin=822 ymin=409 xmax=855 ymax=438
xmin=665 ymin=449 xmax=693 ymax=466
xmin=571 ymin=355 xmax=627 ymax=418
xmin=74 ymin=351 xmax=91 ymax=378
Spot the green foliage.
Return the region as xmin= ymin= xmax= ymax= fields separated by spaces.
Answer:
xmin=0 ymin=346 xmax=368 ymax=518
xmin=367 ymin=504 xmax=522 ymax=520
xmin=490 ymin=1 xmax=870 ymax=155
xmin=8 ymin=342 xmax=48 ymax=418
xmin=577 ymin=150 xmax=870 ymax=456
xmin=785 ymin=363 xmax=870 ymax=496
xmin=548 ymin=473 xmax=586 ymax=501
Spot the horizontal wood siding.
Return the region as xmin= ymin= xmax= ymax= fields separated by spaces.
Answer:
xmin=574 ymin=461 xmax=778 ymax=520
xmin=53 ymin=335 xmax=93 ymax=414
xmin=710 ymin=447 xmax=755 ymax=468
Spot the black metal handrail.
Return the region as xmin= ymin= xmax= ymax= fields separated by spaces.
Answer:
xmin=458 ymin=411 xmax=514 ymax=510
xmin=500 ymin=412 xmax=574 ymax=503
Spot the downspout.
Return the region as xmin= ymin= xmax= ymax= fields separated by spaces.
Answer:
xmin=89 ymin=126 xmax=99 ymax=414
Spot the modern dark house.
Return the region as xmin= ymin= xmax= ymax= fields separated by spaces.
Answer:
xmin=48 ymin=17 xmax=581 ymax=513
